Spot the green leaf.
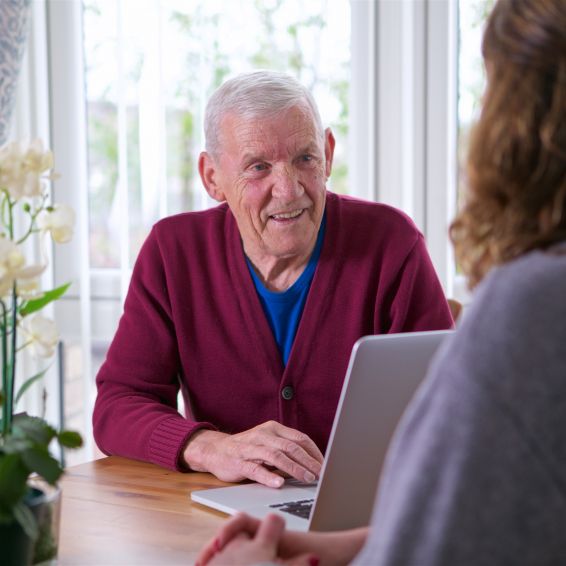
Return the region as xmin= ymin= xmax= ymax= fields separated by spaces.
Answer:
xmin=0 ymin=506 xmax=14 ymax=524
xmin=0 ymin=454 xmax=29 ymax=509
xmin=21 ymin=448 xmax=62 ymax=485
xmin=13 ymin=415 xmax=57 ymax=446
xmin=15 ymin=367 xmax=50 ymax=405
xmin=57 ymin=430 xmax=83 ymax=449
xmin=13 ymin=500 xmax=38 ymax=540
xmin=19 ymin=282 xmax=71 ymax=317
xmin=2 ymin=437 xmax=33 ymax=454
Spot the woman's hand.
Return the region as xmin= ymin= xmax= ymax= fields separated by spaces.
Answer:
xmin=196 ymin=512 xmax=368 ymax=566
xmin=196 ymin=513 xmax=317 ymax=566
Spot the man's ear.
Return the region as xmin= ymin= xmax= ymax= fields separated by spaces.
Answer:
xmin=199 ymin=151 xmax=225 ymax=202
xmin=324 ymin=128 xmax=336 ymax=178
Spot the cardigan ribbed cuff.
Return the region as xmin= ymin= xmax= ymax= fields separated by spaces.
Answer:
xmin=147 ymin=416 xmax=216 ymax=472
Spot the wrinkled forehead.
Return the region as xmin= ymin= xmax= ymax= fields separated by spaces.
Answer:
xmin=218 ymin=103 xmax=324 ymax=155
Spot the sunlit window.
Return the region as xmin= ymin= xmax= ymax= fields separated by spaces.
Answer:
xmin=457 ymin=0 xmax=494 ymax=208
xmin=83 ymin=0 xmax=350 ymax=269
xmin=57 ymin=0 xmax=495 ymax=464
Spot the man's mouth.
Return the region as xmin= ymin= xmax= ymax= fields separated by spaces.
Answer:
xmin=270 ymin=209 xmax=304 ymax=221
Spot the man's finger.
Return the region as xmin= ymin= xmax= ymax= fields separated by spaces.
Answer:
xmin=265 ymin=437 xmax=322 ymax=478
xmin=236 ymin=426 xmax=323 ymax=480
xmin=262 ymin=421 xmax=324 ymax=463
xmin=239 ymin=458 xmax=285 ymax=488
xmin=237 ymin=443 xmax=317 ymax=485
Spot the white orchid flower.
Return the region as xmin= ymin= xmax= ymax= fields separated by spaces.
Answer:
xmin=0 ymin=139 xmax=53 ymax=199
xmin=37 ymin=204 xmax=75 ymax=243
xmin=23 ymin=139 xmax=54 ymax=174
xmin=0 ymin=141 xmax=25 ymax=198
xmin=16 ymin=278 xmax=41 ymax=300
xmin=0 ymin=238 xmax=46 ymax=297
xmin=21 ymin=314 xmax=59 ymax=358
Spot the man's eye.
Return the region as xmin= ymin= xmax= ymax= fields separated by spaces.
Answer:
xmin=300 ymin=154 xmax=314 ymax=163
xmin=251 ymin=163 xmax=268 ymax=172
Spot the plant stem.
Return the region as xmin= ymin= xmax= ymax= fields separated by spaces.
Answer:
xmin=16 ymin=193 xmax=47 ymax=245
xmin=0 ymin=299 xmax=9 ymax=436
xmin=8 ymin=283 xmax=17 ymax=425
xmin=6 ymin=198 xmax=17 ymax=432
xmin=0 ymin=190 xmax=9 ymax=229
xmin=16 ymin=340 xmax=32 ymax=353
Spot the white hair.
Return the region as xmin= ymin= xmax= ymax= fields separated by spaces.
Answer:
xmin=204 ymin=70 xmax=324 ymax=158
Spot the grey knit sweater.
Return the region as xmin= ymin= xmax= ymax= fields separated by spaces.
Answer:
xmin=355 ymin=248 xmax=566 ymax=566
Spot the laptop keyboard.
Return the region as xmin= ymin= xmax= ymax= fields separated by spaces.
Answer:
xmin=269 ymin=498 xmax=314 ymax=519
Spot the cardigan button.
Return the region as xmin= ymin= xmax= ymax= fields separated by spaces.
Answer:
xmin=281 ymin=385 xmax=294 ymax=401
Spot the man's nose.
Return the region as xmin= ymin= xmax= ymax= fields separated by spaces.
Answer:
xmin=271 ymin=164 xmax=303 ymax=201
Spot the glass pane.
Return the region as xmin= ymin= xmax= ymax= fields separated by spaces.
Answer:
xmin=83 ymin=0 xmax=351 ymax=270
xmin=457 ymin=0 xmax=494 ymax=208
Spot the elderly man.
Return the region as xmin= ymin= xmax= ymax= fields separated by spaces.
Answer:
xmin=93 ymin=71 xmax=453 ymax=487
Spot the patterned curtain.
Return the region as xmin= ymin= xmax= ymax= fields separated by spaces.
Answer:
xmin=0 ymin=0 xmax=32 ymax=145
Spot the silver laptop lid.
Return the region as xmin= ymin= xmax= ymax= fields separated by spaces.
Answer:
xmin=309 ymin=330 xmax=451 ymax=531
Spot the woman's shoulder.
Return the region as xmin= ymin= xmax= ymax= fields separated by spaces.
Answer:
xmin=473 ymin=247 xmax=566 ymax=322
xmin=434 ymin=247 xmax=566 ymax=408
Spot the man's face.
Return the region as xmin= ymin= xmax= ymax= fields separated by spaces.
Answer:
xmin=200 ymin=104 xmax=334 ymax=268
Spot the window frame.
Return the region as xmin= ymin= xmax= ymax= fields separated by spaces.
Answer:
xmin=17 ymin=0 xmax=465 ymax=459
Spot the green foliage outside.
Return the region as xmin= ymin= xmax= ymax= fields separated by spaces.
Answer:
xmin=83 ymin=0 xmax=350 ymax=268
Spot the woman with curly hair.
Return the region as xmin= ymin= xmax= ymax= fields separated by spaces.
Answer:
xmin=197 ymin=0 xmax=566 ymax=564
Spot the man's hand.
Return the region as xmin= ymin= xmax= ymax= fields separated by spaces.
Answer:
xmin=183 ymin=421 xmax=323 ymax=487
xmin=196 ymin=513 xmax=317 ymax=566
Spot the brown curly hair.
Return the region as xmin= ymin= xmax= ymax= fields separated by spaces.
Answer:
xmin=450 ymin=0 xmax=566 ymax=289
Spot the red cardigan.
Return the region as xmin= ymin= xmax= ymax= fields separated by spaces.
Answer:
xmin=93 ymin=193 xmax=453 ymax=470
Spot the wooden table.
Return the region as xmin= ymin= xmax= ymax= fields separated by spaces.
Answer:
xmin=58 ymin=456 xmax=230 ymax=565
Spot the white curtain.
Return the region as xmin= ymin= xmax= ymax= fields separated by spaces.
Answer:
xmin=0 ymin=0 xmax=32 ymax=144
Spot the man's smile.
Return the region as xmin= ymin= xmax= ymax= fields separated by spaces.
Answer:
xmin=269 ymin=209 xmax=305 ymax=222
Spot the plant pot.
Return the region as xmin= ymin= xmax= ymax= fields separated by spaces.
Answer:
xmin=0 ymin=480 xmax=61 ymax=566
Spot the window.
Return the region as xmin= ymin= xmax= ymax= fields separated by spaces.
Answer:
xmin=457 ymin=0 xmax=494 ymax=206
xmin=83 ymin=0 xmax=351 ymax=269
xmin=45 ymin=0 xmax=352 ymax=464
xmin=453 ymin=0 xmax=494 ymax=298
xmin=33 ymin=0 xmax=494 ymax=465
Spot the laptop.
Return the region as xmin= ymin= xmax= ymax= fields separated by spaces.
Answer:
xmin=191 ymin=330 xmax=452 ymax=531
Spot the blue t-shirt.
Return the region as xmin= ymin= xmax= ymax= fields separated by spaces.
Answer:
xmin=246 ymin=214 xmax=326 ymax=365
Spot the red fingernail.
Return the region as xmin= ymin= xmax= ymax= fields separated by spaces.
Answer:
xmin=214 ymin=538 xmax=221 ymax=551
xmin=309 ymin=557 xmax=319 ymax=566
